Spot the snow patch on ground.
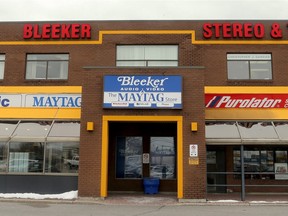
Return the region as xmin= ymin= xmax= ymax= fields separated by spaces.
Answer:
xmin=0 ymin=191 xmax=78 ymax=200
xmin=209 ymin=200 xmax=240 ymax=203
xmin=250 ymin=201 xmax=288 ymax=204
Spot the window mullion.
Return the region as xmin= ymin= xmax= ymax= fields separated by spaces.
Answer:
xmin=46 ymin=60 xmax=49 ymax=79
xmin=248 ymin=60 xmax=251 ymax=79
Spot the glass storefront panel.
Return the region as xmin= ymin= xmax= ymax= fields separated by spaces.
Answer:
xmin=116 ymin=137 xmax=143 ymax=179
xmin=150 ymin=137 xmax=175 ymax=179
xmin=233 ymin=147 xmax=288 ymax=180
xmin=0 ymin=120 xmax=80 ymax=175
xmin=45 ymin=142 xmax=79 ymax=173
xmin=9 ymin=142 xmax=44 ymax=173
xmin=0 ymin=142 xmax=7 ymax=172
xmin=261 ymin=150 xmax=274 ymax=172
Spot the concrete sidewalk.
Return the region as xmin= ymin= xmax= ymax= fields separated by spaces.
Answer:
xmin=76 ymin=193 xmax=288 ymax=206
xmin=0 ymin=193 xmax=287 ymax=206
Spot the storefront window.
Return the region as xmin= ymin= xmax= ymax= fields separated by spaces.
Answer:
xmin=233 ymin=148 xmax=288 ymax=180
xmin=150 ymin=137 xmax=176 ymax=179
xmin=116 ymin=137 xmax=143 ymax=179
xmin=0 ymin=120 xmax=80 ymax=175
xmin=0 ymin=142 xmax=7 ymax=172
xmin=9 ymin=142 xmax=44 ymax=173
xmin=275 ymin=151 xmax=287 ymax=163
xmin=261 ymin=150 xmax=274 ymax=172
xmin=45 ymin=142 xmax=79 ymax=173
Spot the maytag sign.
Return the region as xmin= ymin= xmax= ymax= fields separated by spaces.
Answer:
xmin=103 ymin=75 xmax=182 ymax=109
xmin=0 ymin=94 xmax=81 ymax=108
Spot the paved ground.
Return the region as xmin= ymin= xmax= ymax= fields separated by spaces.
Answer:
xmin=1 ymin=193 xmax=288 ymax=206
xmin=76 ymin=192 xmax=288 ymax=205
xmin=1 ymin=194 xmax=288 ymax=216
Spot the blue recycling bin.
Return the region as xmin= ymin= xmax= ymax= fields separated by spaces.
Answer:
xmin=143 ymin=178 xmax=160 ymax=194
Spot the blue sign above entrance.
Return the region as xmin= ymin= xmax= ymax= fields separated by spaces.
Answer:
xmin=103 ymin=75 xmax=182 ymax=109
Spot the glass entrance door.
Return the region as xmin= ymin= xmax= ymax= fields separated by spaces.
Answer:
xmin=116 ymin=137 xmax=143 ymax=179
xmin=115 ymin=136 xmax=176 ymax=180
xmin=108 ymin=122 xmax=177 ymax=192
xmin=150 ymin=137 xmax=176 ymax=179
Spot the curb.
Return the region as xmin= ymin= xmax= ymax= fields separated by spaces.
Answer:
xmin=0 ymin=197 xmax=287 ymax=206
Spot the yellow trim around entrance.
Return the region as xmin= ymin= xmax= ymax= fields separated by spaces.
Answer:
xmin=101 ymin=115 xmax=183 ymax=199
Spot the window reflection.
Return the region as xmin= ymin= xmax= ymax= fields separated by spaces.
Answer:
xmin=45 ymin=142 xmax=79 ymax=173
xmin=0 ymin=120 xmax=80 ymax=175
xmin=9 ymin=142 xmax=44 ymax=173
xmin=150 ymin=137 xmax=176 ymax=179
xmin=0 ymin=142 xmax=7 ymax=172
xmin=227 ymin=53 xmax=272 ymax=80
xmin=233 ymin=147 xmax=288 ymax=180
xmin=26 ymin=54 xmax=69 ymax=80
xmin=116 ymin=137 xmax=143 ymax=179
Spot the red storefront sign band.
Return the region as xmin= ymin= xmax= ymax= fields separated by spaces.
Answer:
xmin=205 ymin=94 xmax=288 ymax=108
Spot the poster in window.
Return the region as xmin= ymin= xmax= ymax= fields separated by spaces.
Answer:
xmin=116 ymin=137 xmax=143 ymax=179
xmin=207 ymin=151 xmax=216 ymax=164
xmin=275 ymin=163 xmax=288 ymax=180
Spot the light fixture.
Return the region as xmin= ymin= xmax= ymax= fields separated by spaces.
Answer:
xmin=191 ymin=122 xmax=198 ymax=132
xmin=86 ymin=122 xmax=94 ymax=131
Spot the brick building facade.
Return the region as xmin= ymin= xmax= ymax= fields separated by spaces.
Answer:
xmin=0 ymin=21 xmax=288 ymax=201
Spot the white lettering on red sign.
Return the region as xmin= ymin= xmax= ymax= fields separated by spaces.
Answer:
xmin=205 ymin=94 xmax=287 ymax=108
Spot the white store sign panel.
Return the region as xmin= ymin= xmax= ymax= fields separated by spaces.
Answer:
xmin=0 ymin=94 xmax=81 ymax=108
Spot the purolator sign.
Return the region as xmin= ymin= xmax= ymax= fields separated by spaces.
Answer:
xmin=205 ymin=94 xmax=288 ymax=108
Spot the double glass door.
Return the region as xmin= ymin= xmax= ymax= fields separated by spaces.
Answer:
xmin=116 ymin=136 xmax=175 ymax=180
xmin=108 ymin=122 xmax=177 ymax=192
